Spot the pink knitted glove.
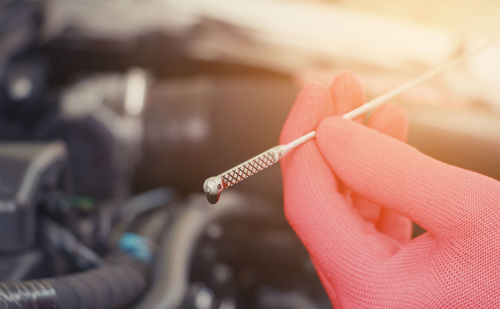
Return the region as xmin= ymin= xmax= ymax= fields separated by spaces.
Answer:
xmin=280 ymin=72 xmax=500 ymax=308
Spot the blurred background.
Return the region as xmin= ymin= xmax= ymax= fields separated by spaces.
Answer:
xmin=0 ymin=0 xmax=498 ymax=308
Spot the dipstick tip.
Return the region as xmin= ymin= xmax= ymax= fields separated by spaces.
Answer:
xmin=203 ymin=176 xmax=223 ymax=204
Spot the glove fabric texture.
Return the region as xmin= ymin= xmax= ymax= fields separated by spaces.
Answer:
xmin=280 ymin=72 xmax=500 ymax=308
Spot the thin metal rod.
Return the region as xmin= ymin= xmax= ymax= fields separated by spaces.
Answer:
xmin=342 ymin=48 xmax=483 ymax=120
xmin=280 ymin=131 xmax=317 ymax=155
xmin=280 ymin=42 xmax=491 ymax=153
xmin=203 ymin=42 xmax=491 ymax=204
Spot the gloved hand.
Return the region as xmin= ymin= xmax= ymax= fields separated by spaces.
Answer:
xmin=280 ymin=72 xmax=500 ymax=308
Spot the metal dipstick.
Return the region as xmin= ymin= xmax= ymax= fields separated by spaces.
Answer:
xmin=203 ymin=43 xmax=491 ymax=204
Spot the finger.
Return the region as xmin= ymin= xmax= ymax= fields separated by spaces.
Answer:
xmin=329 ymin=71 xmax=365 ymax=122
xmin=352 ymin=194 xmax=381 ymax=222
xmin=330 ymin=72 xmax=371 ymax=218
xmin=366 ymin=104 xmax=412 ymax=242
xmin=331 ymin=73 xmax=382 ymax=223
xmin=316 ymin=116 xmax=500 ymax=237
xmin=349 ymin=105 xmax=407 ymax=226
xmin=280 ymin=83 xmax=387 ymax=270
xmin=366 ymin=104 xmax=408 ymax=141
xmin=280 ymin=82 xmax=334 ymax=144
xmin=376 ymin=210 xmax=413 ymax=243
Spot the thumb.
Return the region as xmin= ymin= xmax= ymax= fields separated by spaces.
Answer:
xmin=316 ymin=116 xmax=500 ymax=237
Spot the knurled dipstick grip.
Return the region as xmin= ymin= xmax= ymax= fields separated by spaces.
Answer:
xmin=203 ymin=44 xmax=491 ymax=204
xmin=203 ymin=132 xmax=315 ymax=204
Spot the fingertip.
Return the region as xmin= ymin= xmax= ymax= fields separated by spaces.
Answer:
xmin=280 ymin=82 xmax=333 ymax=144
xmin=376 ymin=210 xmax=413 ymax=243
xmin=317 ymin=116 xmax=358 ymax=149
xmin=331 ymin=71 xmax=359 ymax=90
xmin=367 ymin=104 xmax=409 ymax=141
xmin=352 ymin=195 xmax=382 ymax=222
xmin=302 ymin=81 xmax=328 ymax=98
xmin=330 ymin=72 xmax=365 ymax=121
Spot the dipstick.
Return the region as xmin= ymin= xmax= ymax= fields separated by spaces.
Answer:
xmin=203 ymin=44 xmax=490 ymax=204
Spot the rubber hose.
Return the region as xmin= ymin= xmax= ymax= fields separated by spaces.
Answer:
xmin=0 ymin=264 xmax=146 ymax=309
